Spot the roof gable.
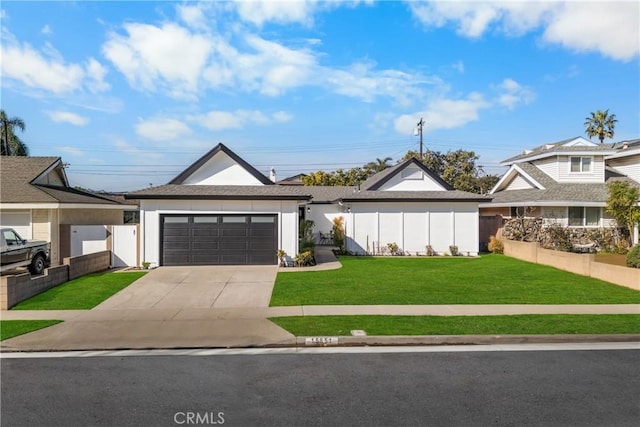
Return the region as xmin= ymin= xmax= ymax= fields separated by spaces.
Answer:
xmin=0 ymin=156 xmax=121 ymax=205
xmin=501 ymin=136 xmax=617 ymax=165
xmin=491 ymin=163 xmax=551 ymax=194
xmin=362 ymin=158 xmax=452 ymax=191
xmin=169 ymin=143 xmax=273 ymax=186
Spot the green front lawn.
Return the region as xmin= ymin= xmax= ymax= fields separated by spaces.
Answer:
xmin=0 ymin=320 xmax=62 ymax=341
xmin=11 ymin=271 xmax=146 ymax=310
xmin=271 ymin=255 xmax=640 ymax=306
xmin=271 ymin=315 xmax=640 ymax=336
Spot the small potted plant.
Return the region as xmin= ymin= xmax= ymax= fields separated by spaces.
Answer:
xmin=277 ymin=249 xmax=287 ymax=267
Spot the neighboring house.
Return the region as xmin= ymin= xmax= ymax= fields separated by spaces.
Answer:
xmin=481 ymin=136 xmax=640 ymax=242
xmin=0 ymin=156 xmax=134 ymax=265
xmin=127 ymin=144 xmax=488 ymax=267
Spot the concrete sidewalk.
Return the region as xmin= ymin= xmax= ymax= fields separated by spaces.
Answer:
xmin=2 ymin=303 xmax=638 ymax=352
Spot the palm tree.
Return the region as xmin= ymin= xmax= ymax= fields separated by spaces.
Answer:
xmin=584 ymin=109 xmax=617 ymax=144
xmin=1 ymin=110 xmax=29 ymax=156
xmin=364 ymin=157 xmax=392 ymax=173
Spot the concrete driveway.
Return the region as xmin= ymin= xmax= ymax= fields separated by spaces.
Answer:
xmin=1 ymin=265 xmax=296 ymax=351
xmin=95 ymin=266 xmax=278 ymax=310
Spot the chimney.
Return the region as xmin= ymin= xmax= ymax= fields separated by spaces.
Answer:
xmin=269 ymin=167 xmax=276 ymax=183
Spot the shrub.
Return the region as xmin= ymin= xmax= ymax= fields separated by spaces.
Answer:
xmin=626 ymin=244 xmax=640 ymax=268
xmin=488 ymin=236 xmax=504 ymax=254
xmin=294 ymin=250 xmax=315 ymax=267
xmin=277 ymin=249 xmax=287 ymax=266
xmin=387 ymin=242 xmax=402 ymax=256
xmin=425 ymin=245 xmax=436 ymax=256
xmin=142 ymin=261 xmax=151 ymax=269
xmin=449 ymin=245 xmax=459 ymax=256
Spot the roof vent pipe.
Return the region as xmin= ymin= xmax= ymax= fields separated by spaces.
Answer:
xmin=269 ymin=167 xmax=276 ymax=183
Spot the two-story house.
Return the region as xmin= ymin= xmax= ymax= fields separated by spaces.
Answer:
xmin=480 ymin=136 xmax=640 ymax=244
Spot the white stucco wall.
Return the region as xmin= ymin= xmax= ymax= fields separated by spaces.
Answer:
xmin=305 ymin=204 xmax=346 ymax=242
xmin=139 ymin=199 xmax=300 ymax=267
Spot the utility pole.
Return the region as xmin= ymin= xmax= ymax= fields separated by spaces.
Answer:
xmin=416 ymin=117 xmax=424 ymax=159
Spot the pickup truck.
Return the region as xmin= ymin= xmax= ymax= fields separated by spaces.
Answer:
xmin=0 ymin=228 xmax=50 ymax=275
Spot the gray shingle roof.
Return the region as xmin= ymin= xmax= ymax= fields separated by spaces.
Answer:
xmin=0 ymin=157 xmax=121 ymax=205
xmin=340 ymin=190 xmax=490 ymax=202
xmin=490 ymin=178 xmax=639 ymax=205
xmin=513 ymin=162 xmax=557 ymax=188
xmin=127 ymin=185 xmax=312 ymax=200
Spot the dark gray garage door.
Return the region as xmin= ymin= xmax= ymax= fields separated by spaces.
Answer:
xmin=161 ymin=214 xmax=278 ymax=266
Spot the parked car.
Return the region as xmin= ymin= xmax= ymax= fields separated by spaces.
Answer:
xmin=0 ymin=228 xmax=50 ymax=275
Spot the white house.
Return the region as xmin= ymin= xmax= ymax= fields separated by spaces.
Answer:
xmin=480 ymin=136 xmax=640 ymax=243
xmin=127 ymin=144 xmax=488 ymax=266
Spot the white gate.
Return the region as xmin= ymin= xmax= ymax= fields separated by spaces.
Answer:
xmin=112 ymin=225 xmax=138 ymax=267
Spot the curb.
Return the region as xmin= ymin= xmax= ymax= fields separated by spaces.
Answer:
xmin=2 ymin=334 xmax=638 ymax=353
xmin=287 ymin=334 xmax=640 ymax=347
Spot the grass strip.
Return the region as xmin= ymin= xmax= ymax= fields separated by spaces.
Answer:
xmin=271 ymin=255 xmax=640 ymax=306
xmin=11 ymin=271 xmax=146 ymax=310
xmin=270 ymin=314 xmax=640 ymax=336
xmin=1 ymin=320 xmax=62 ymax=341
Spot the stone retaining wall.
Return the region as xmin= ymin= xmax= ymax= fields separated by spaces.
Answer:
xmin=1 ymin=251 xmax=112 ymax=310
xmin=504 ymin=240 xmax=639 ymax=290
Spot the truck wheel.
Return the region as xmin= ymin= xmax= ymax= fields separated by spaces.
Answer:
xmin=29 ymin=254 xmax=46 ymax=275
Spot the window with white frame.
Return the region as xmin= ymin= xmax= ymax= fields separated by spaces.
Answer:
xmin=570 ymin=156 xmax=592 ymax=173
xmin=568 ymin=207 xmax=600 ymax=226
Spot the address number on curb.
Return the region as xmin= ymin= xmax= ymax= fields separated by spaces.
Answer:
xmin=305 ymin=337 xmax=339 ymax=346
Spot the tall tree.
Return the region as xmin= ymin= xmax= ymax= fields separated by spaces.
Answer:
xmin=0 ymin=110 xmax=29 ymax=156
xmin=584 ymin=109 xmax=617 ymax=144
xmin=364 ymin=157 xmax=392 ymax=173
xmin=401 ymin=149 xmax=498 ymax=194
xmin=302 ymin=167 xmax=371 ymax=186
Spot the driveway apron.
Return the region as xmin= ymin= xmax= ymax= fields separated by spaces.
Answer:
xmin=95 ymin=266 xmax=279 ymax=309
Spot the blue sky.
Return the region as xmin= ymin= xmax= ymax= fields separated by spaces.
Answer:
xmin=2 ymin=1 xmax=639 ymax=191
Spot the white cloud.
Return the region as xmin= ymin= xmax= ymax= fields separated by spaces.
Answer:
xmin=189 ymin=109 xmax=293 ymax=131
xmin=542 ymin=2 xmax=639 ymax=61
xmin=395 ymin=92 xmax=490 ymax=134
xmin=494 ymin=78 xmax=535 ymax=110
xmin=102 ymin=22 xmax=213 ymax=98
xmin=452 ymin=60 xmax=464 ymax=73
xmin=57 ymin=146 xmax=84 ymax=157
xmin=100 ymin=11 xmax=438 ymax=104
xmin=234 ymin=0 xmax=318 ymax=26
xmin=41 ymin=25 xmax=52 ymax=35
xmin=135 ymin=117 xmax=192 ymax=142
xmin=272 ymin=111 xmax=293 ymax=123
xmin=85 ymin=58 xmax=110 ymax=93
xmin=1 ymin=31 xmax=112 ymax=95
xmin=47 ymin=110 xmax=88 ymax=126
xmin=177 ymin=4 xmax=208 ymax=29
xmin=409 ymin=1 xmax=639 ymax=61
xmin=1 ymin=39 xmax=84 ymax=93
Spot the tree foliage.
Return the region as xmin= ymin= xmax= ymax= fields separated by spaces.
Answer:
xmin=302 ymin=167 xmax=372 ymax=186
xmin=606 ymin=181 xmax=640 ymax=244
xmin=584 ymin=109 xmax=617 ymax=144
xmin=402 ymin=149 xmax=499 ymax=193
xmin=0 ymin=109 xmax=29 ymax=156
xmin=364 ymin=157 xmax=392 ymax=173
